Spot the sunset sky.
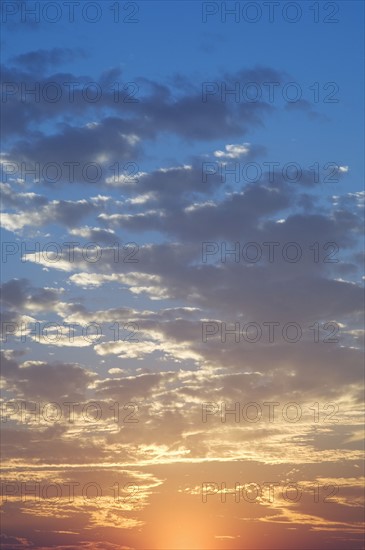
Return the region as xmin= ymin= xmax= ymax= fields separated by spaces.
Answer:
xmin=1 ymin=1 xmax=364 ymax=549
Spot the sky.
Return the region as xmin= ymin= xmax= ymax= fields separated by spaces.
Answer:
xmin=0 ymin=1 xmax=364 ymax=549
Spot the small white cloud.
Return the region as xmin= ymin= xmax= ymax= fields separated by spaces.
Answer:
xmin=120 ymin=133 xmax=140 ymax=145
xmin=85 ymin=121 xmax=99 ymax=129
xmin=108 ymin=368 xmax=123 ymax=374
xmin=214 ymin=143 xmax=250 ymax=159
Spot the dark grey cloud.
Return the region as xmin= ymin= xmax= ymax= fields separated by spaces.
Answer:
xmin=0 ymin=278 xmax=61 ymax=310
xmin=0 ymin=183 xmax=48 ymax=209
xmin=1 ymin=193 xmax=107 ymax=232
xmin=11 ymin=47 xmax=86 ymax=72
xmin=7 ymin=117 xmax=142 ymax=178
xmin=0 ymin=352 xmax=94 ymax=400
xmin=94 ymin=371 xmax=176 ymax=402
xmin=101 ymin=178 xmax=361 ymax=248
xmin=2 ymin=62 xmax=286 ymax=183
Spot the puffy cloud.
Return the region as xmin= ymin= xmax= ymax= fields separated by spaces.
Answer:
xmin=213 ymin=143 xmax=251 ymax=159
xmin=0 ymin=352 xmax=95 ymax=400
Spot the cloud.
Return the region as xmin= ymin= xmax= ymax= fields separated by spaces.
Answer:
xmin=0 ymin=352 xmax=95 ymax=400
xmin=11 ymin=47 xmax=86 ymax=72
xmin=1 ymin=195 xmax=107 ymax=233
xmin=1 ymin=278 xmax=63 ymax=311
xmin=213 ymin=143 xmax=251 ymax=159
xmin=2 ymin=64 xmax=284 ymax=176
